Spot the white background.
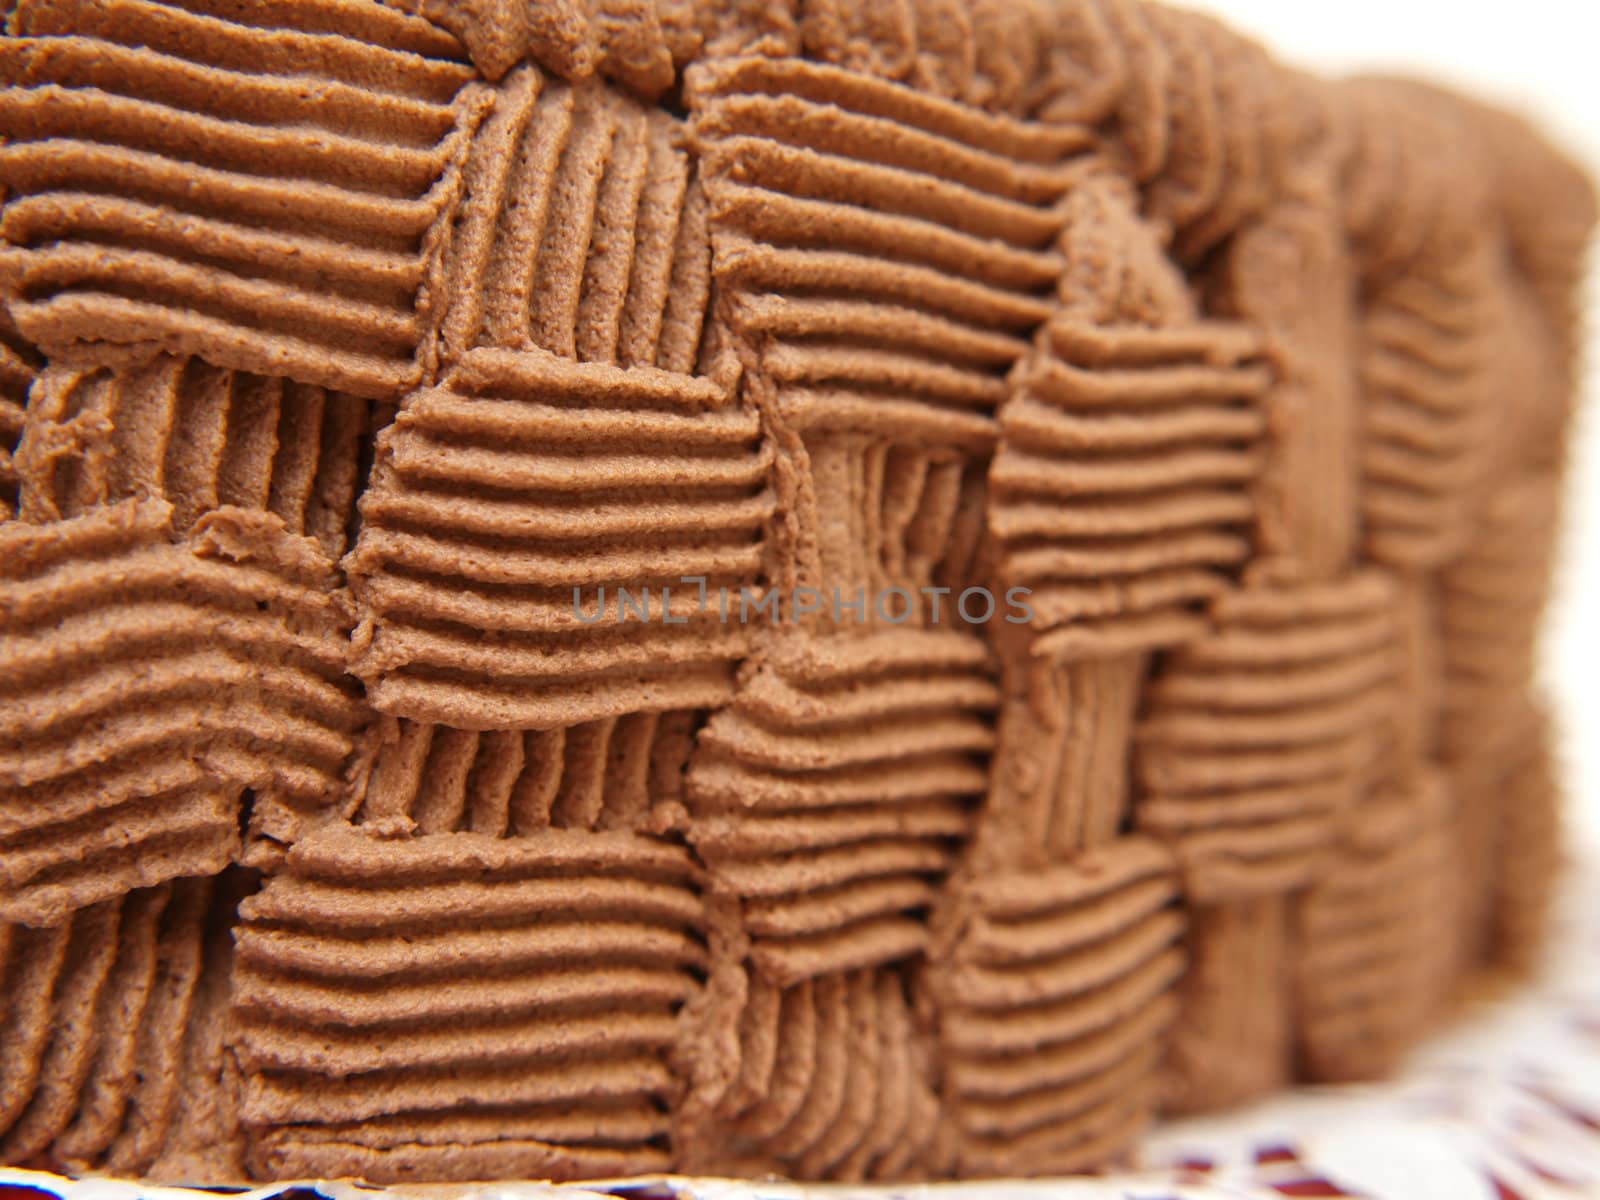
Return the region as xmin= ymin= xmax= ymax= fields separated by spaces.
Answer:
xmin=1183 ymin=1 xmax=1600 ymax=854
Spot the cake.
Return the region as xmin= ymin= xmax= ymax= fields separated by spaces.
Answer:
xmin=0 ymin=0 xmax=1592 ymax=1184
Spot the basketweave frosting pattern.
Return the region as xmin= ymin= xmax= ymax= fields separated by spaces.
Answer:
xmin=0 ymin=0 xmax=1592 ymax=1185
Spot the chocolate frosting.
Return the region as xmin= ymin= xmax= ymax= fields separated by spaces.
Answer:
xmin=0 ymin=0 xmax=1592 ymax=1183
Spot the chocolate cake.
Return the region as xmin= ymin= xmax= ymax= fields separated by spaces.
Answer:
xmin=0 ymin=0 xmax=1592 ymax=1184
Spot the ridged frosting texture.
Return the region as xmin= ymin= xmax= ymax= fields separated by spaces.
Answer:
xmin=0 ymin=0 xmax=1592 ymax=1185
xmin=0 ymin=0 xmax=488 ymax=397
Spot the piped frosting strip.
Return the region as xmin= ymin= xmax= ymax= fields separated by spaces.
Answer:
xmin=0 ymin=0 xmax=486 ymax=400
xmin=928 ymin=836 xmax=1184 ymax=1176
xmin=349 ymin=709 xmax=698 ymax=837
xmin=1293 ymin=773 xmax=1455 ymax=1081
xmin=1358 ymin=265 xmax=1500 ymax=569
xmin=704 ymin=965 xmax=951 ymax=1182
xmin=0 ymin=875 xmax=245 ymax=1181
xmin=687 ymin=630 xmax=995 ymax=984
xmin=346 ymin=348 xmax=768 ymax=730
xmin=232 ymin=824 xmax=706 ymax=1183
xmin=690 ymin=53 xmax=1085 ymax=466
xmin=988 ymin=170 xmax=1270 ymax=661
xmin=1437 ymin=474 xmax=1562 ymax=763
xmin=12 ymin=357 xmax=375 ymax=558
xmin=0 ymin=499 xmax=364 ymax=922
xmin=1133 ymin=572 xmax=1403 ymax=903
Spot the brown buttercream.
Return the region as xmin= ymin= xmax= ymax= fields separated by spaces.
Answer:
xmin=0 ymin=0 xmax=1593 ymax=1184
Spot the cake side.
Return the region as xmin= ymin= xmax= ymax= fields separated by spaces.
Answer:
xmin=0 ymin=0 xmax=1593 ymax=1183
